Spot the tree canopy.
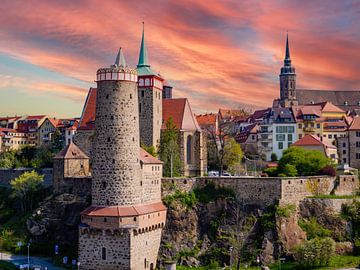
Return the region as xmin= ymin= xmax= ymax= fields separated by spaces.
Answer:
xmin=159 ymin=117 xmax=182 ymax=177
xmin=264 ymin=147 xmax=332 ymax=177
xmin=223 ymin=138 xmax=243 ymax=174
xmin=10 ymin=170 xmax=44 ymax=213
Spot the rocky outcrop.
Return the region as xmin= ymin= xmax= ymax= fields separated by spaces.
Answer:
xmin=27 ymin=194 xmax=89 ymax=248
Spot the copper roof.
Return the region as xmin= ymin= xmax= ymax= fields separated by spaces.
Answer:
xmin=54 ymin=142 xmax=89 ymax=159
xmin=82 ymin=202 xmax=166 ymax=217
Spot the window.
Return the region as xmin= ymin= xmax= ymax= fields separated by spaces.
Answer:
xmin=276 ymin=134 xmax=285 ymax=141
xmin=299 ymin=134 xmax=302 ymax=139
xmin=343 ymin=158 xmax=347 ymax=163
xmin=139 ymin=103 xmax=142 ymax=113
xmin=343 ymin=142 xmax=346 ymax=147
xmin=288 ymin=126 xmax=295 ymax=133
xmin=287 ymin=134 xmax=292 ymax=141
xmin=356 ymin=131 xmax=360 ymax=137
xmin=311 ymin=123 xmax=314 ymax=128
xmin=343 ymin=150 xmax=346 ymax=154
xmin=317 ymin=124 xmax=320 ymax=128
xmin=102 ymin=247 xmax=107 ymax=260
xmin=356 ymin=153 xmax=360 ymax=159
xmin=186 ymin=135 xmax=192 ymax=164
xmin=357 ymin=142 xmax=360 ymax=148
xmin=278 ymin=142 xmax=283 ymax=150
xmin=329 ymin=134 xmax=332 ymax=139
xmin=298 ymin=124 xmax=302 ymax=129
xmin=141 ymin=90 xmax=144 ymax=97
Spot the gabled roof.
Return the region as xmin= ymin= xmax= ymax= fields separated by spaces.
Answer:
xmin=291 ymin=105 xmax=322 ymax=120
xmin=314 ymin=101 xmax=345 ymax=113
xmin=219 ymin=109 xmax=247 ymax=120
xmin=196 ymin=113 xmax=217 ymax=126
xmin=78 ymin=88 xmax=97 ymax=130
xmin=139 ymin=148 xmax=162 ymax=164
xmin=297 ymin=89 xmax=360 ymax=111
xmin=235 ymin=123 xmax=259 ymax=143
xmin=25 ymin=115 xmax=47 ymax=120
xmin=0 ymin=127 xmax=18 ymax=133
xmin=292 ymin=134 xmax=336 ymax=149
xmin=349 ymin=116 xmax=360 ymax=130
xmin=162 ymin=98 xmax=200 ymax=131
xmin=54 ymin=142 xmax=89 ymax=159
xmin=272 ymin=107 xmax=295 ymax=122
xmin=248 ymin=108 xmax=271 ymax=123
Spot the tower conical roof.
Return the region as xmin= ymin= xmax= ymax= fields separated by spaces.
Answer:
xmin=137 ymin=22 xmax=150 ymax=68
xmin=115 ymin=47 xmax=127 ymax=67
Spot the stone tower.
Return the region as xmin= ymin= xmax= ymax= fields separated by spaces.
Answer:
xmin=79 ymin=48 xmax=166 ymax=270
xmin=279 ymin=34 xmax=297 ymax=107
xmin=137 ymin=23 xmax=164 ymax=148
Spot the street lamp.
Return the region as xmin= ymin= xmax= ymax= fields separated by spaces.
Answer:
xmin=27 ymin=242 xmax=31 ymax=270
xmin=229 ymin=246 xmax=233 ymax=269
xmin=77 ymin=261 xmax=81 ymax=270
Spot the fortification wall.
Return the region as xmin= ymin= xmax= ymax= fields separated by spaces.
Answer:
xmin=55 ymin=177 xmax=92 ymax=197
xmin=335 ymin=175 xmax=359 ymax=195
xmin=0 ymin=168 xmax=53 ymax=187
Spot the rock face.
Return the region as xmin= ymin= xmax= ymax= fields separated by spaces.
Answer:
xmin=27 ymin=194 xmax=89 ymax=249
xmin=299 ymin=198 xmax=350 ymax=242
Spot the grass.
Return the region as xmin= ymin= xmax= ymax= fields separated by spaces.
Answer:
xmin=307 ymin=194 xmax=360 ymax=199
xmin=175 ymin=255 xmax=360 ymax=270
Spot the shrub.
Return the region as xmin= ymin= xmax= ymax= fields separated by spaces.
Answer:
xmin=320 ymin=165 xmax=336 ymax=176
xmin=163 ymin=190 xmax=197 ymax=209
xmin=275 ymin=204 xmax=296 ymax=218
xmin=193 ymin=182 xmax=235 ymax=204
xmin=298 ymin=217 xmax=331 ymax=240
xmin=263 ymin=167 xmax=277 ymax=177
xmin=294 ymin=237 xmax=335 ymax=268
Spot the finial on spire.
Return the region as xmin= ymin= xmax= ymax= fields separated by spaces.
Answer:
xmin=284 ymin=33 xmax=291 ymax=66
xmin=115 ymin=47 xmax=127 ymax=67
xmin=137 ymin=22 xmax=150 ymax=68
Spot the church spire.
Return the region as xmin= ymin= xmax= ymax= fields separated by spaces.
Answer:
xmin=284 ymin=33 xmax=291 ymax=66
xmin=137 ymin=22 xmax=150 ymax=68
xmin=115 ymin=47 xmax=127 ymax=67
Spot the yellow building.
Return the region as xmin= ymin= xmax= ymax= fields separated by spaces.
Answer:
xmin=292 ymin=104 xmax=323 ymax=140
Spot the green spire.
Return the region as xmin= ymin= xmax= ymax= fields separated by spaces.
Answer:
xmin=137 ymin=22 xmax=150 ymax=68
xmin=115 ymin=47 xmax=127 ymax=67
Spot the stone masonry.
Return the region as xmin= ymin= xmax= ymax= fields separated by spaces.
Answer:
xmin=78 ymin=53 xmax=166 ymax=270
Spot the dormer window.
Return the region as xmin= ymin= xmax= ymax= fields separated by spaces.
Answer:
xmin=344 ymin=101 xmax=348 ymax=106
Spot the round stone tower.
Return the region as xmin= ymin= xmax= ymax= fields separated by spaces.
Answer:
xmin=92 ymin=56 xmax=141 ymax=206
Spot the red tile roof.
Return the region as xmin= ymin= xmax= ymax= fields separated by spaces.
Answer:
xmin=292 ymin=134 xmax=336 ymax=149
xmin=25 ymin=115 xmax=47 ymax=120
xmin=140 ymin=148 xmax=162 ymax=164
xmin=0 ymin=127 xmax=18 ymax=133
xmin=162 ymin=98 xmax=187 ymax=129
xmin=196 ymin=113 xmax=217 ymax=126
xmin=316 ymin=102 xmax=345 ymax=113
xmin=54 ymin=142 xmax=89 ymax=159
xmin=81 ymin=202 xmax=166 ymax=217
xmin=78 ymin=88 xmax=97 ymax=130
xmin=349 ymin=116 xmax=360 ymax=130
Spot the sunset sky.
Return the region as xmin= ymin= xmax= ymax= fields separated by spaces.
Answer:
xmin=0 ymin=0 xmax=359 ymax=117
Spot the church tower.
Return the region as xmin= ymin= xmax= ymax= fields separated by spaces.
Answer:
xmin=78 ymin=48 xmax=166 ymax=270
xmin=279 ymin=34 xmax=297 ymax=107
xmin=137 ymin=23 xmax=164 ymax=148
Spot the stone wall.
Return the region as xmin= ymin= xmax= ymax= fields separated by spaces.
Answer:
xmin=79 ymin=228 xmax=131 ymax=270
xmin=335 ymin=175 xmax=359 ymax=195
xmin=141 ymin=163 xmax=162 ymax=204
xmin=55 ymin=177 xmax=92 ymax=197
xmin=0 ymin=168 xmax=53 ymax=187
xmin=161 ymin=177 xmax=197 ymax=197
xmin=73 ymin=129 xmax=94 ymax=157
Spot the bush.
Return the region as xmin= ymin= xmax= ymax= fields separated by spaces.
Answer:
xmin=193 ymin=182 xmax=235 ymax=204
xmin=163 ymin=190 xmax=197 ymax=209
xmin=275 ymin=204 xmax=296 ymax=218
xmin=298 ymin=217 xmax=331 ymax=240
xmin=294 ymin=237 xmax=335 ymax=268
xmin=263 ymin=167 xmax=277 ymax=177
xmin=320 ymin=165 xmax=336 ymax=176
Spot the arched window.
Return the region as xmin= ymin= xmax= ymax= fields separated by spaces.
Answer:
xmin=139 ymin=79 xmax=144 ymax=86
xmin=102 ymin=247 xmax=107 ymax=260
xmin=186 ymin=135 xmax=192 ymax=164
xmin=145 ymin=78 xmax=150 ymax=86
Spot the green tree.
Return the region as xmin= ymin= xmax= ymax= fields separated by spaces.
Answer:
xmin=51 ymin=129 xmax=64 ymax=152
xmin=10 ymin=171 xmax=44 ymax=213
xmin=30 ymin=146 xmax=54 ymax=168
xmin=141 ymin=145 xmax=157 ymax=157
xmin=282 ymin=163 xmax=298 ymax=177
xmin=159 ymin=117 xmax=182 ymax=177
xmin=0 ymin=151 xmax=17 ymax=168
xmin=223 ymin=138 xmax=243 ymax=175
xmin=278 ymin=147 xmax=331 ymax=176
xmin=342 ymin=200 xmax=360 ymax=254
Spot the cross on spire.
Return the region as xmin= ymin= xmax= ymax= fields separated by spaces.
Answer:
xmin=115 ymin=47 xmax=127 ymax=67
xmin=137 ymin=22 xmax=150 ymax=68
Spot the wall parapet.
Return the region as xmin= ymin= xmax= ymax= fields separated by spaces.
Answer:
xmin=0 ymin=168 xmax=53 ymax=187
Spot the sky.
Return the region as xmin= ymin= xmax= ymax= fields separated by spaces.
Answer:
xmin=0 ymin=0 xmax=359 ymax=118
